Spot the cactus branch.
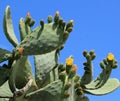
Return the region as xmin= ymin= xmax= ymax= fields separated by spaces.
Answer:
xmin=84 ymin=78 xmax=120 ymax=95
xmin=81 ymin=50 xmax=96 ymax=85
xmin=3 ymin=6 xmax=19 ymax=47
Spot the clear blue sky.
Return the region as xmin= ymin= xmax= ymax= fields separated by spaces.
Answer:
xmin=0 ymin=0 xmax=120 ymax=101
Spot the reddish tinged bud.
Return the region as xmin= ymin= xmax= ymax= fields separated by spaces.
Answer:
xmin=68 ymin=64 xmax=77 ymax=78
xmin=27 ymin=12 xmax=31 ymax=17
xmin=55 ymin=11 xmax=60 ymax=16
xmin=71 ymin=64 xmax=77 ymax=72
xmin=18 ymin=48 xmax=24 ymax=55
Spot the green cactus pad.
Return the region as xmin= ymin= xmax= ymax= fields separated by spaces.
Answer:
xmin=84 ymin=78 xmax=119 ymax=95
xmin=0 ymin=81 xmax=13 ymax=98
xmin=0 ymin=98 xmax=13 ymax=101
xmin=64 ymin=79 xmax=76 ymax=101
xmin=34 ymin=50 xmax=59 ymax=88
xmin=0 ymin=66 xmax=10 ymax=86
xmin=25 ymin=80 xmax=62 ymax=101
xmin=82 ymin=53 xmax=118 ymax=90
xmin=0 ymin=48 xmax=12 ymax=63
xmin=83 ymin=68 xmax=112 ymax=90
xmin=9 ymin=56 xmax=36 ymax=93
xmin=19 ymin=18 xmax=28 ymax=41
xmin=88 ymin=58 xmax=118 ymax=90
xmin=3 ymin=6 xmax=19 ymax=47
xmin=15 ymin=17 xmax=73 ymax=55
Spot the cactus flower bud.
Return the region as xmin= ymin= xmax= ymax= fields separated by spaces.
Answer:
xmin=59 ymin=71 xmax=66 ymax=83
xmin=47 ymin=16 xmax=52 ymax=23
xmin=76 ymin=87 xmax=84 ymax=96
xmin=68 ymin=64 xmax=77 ymax=78
xmin=112 ymin=64 xmax=118 ymax=69
xmin=103 ymin=58 xmax=108 ymax=65
xmin=55 ymin=11 xmax=60 ymax=16
xmin=64 ymin=82 xmax=71 ymax=90
xmin=89 ymin=50 xmax=94 ymax=55
xmin=64 ymin=31 xmax=69 ymax=35
xmin=83 ymin=50 xmax=88 ymax=57
xmin=25 ymin=12 xmax=31 ymax=24
xmin=27 ymin=12 xmax=31 ymax=17
xmin=74 ymin=81 xmax=80 ymax=89
xmin=100 ymin=62 xmax=105 ymax=69
xmin=64 ymin=91 xmax=70 ymax=98
xmin=69 ymin=20 xmax=74 ymax=24
xmin=86 ymin=54 xmax=91 ymax=61
xmin=58 ymin=64 xmax=66 ymax=73
xmin=74 ymin=75 xmax=80 ymax=82
xmin=107 ymin=53 xmax=114 ymax=61
xmin=40 ymin=20 xmax=44 ymax=29
xmin=71 ymin=64 xmax=77 ymax=72
xmin=18 ymin=48 xmax=24 ymax=55
xmin=66 ymin=56 xmax=74 ymax=74
xmin=66 ymin=57 xmax=73 ymax=66
xmin=67 ymin=27 xmax=73 ymax=33
xmin=54 ymin=11 xmax=60 ymax=24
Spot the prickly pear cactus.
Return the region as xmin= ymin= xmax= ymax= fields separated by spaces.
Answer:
xmin=0 ymin=6 xmax=119 ymax=101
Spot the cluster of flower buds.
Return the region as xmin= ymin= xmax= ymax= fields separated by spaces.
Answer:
xmin=83 ymin=50 xmax=96 ymax=61
xmin=100 ymin=53 xmax=118 ymax=69
xmin=25 ymin=12 xmax=35 ymax=27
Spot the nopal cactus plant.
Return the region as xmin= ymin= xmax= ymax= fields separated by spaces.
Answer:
xmin=0 ymin=6 xmax=119 ymax=101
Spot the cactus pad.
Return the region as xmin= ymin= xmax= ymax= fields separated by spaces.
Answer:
xmin=34 ymin=50 xmax=59 ymax=88
xmin=14 ymin=13 xmax=73 ymax=55
xmin=84 ymin=78 xmax=120 ymax=95
xmin=0 ymin=66 xmax=10 ymax=86
xmin=26 ymin=80 xmax=62 ymax=101
xmin=0 ymin=48 xmax=12 ymax=63
xmin=9 ymin=56 xmax=37 ymax=93
xmin=3 ymin=6 xmax=19 ymax=47
xmin=0 ymin=81 xmax=13 ymax=98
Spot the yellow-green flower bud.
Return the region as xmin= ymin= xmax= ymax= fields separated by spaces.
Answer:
xmin=107 ymin=53 xmax=114 ymax=61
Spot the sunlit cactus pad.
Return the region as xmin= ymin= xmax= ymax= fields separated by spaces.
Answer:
xmin=14 ymin=11 xmax=73 ymax=56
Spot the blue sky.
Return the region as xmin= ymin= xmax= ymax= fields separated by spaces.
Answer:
xmin=0 ymin=0 xmax=120 ymax=101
